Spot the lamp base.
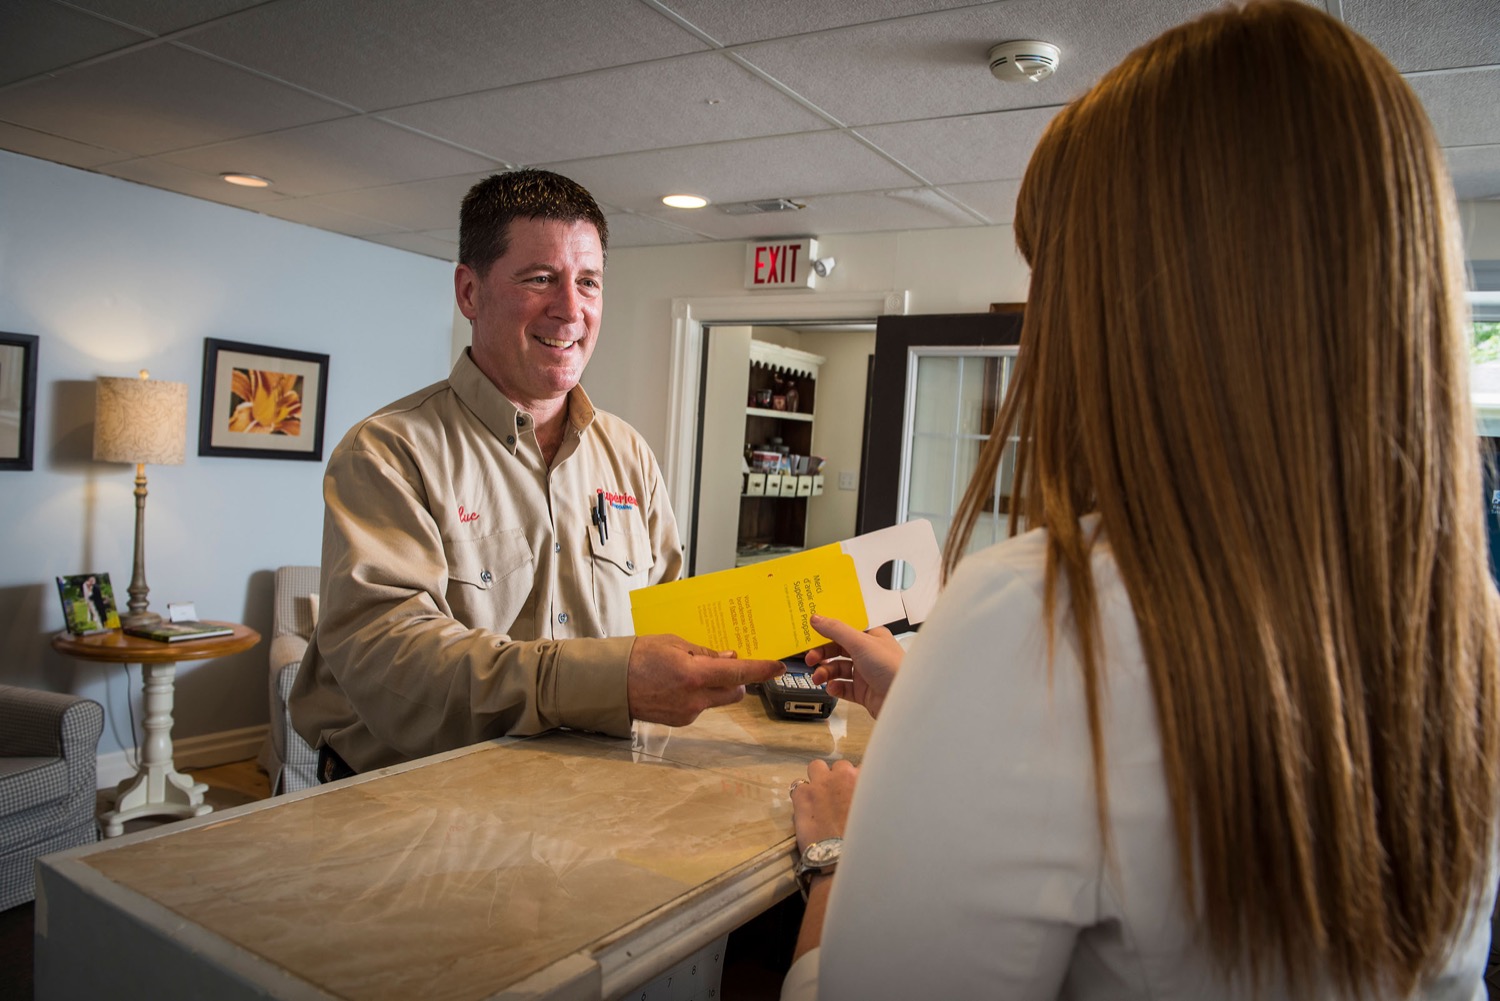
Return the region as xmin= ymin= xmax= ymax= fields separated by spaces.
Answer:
xmin=120 ymin=610 xmax=162 ymax=630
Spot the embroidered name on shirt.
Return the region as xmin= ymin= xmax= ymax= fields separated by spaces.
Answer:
xmin=458 ymin=505 xmax=479 ymax=524
xmin=602 ymin=491 xmax=638 ymax=512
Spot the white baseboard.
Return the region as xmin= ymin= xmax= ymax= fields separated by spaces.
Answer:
xmin=96 ymin=724 xmax=270 ymax=790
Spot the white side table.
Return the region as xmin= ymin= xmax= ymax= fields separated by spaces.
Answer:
xmin=51 ymin=622 xmax=260 ymax=836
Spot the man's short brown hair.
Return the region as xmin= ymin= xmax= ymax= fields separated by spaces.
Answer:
xmin=459 ymin=169 xmax=609 ymax=276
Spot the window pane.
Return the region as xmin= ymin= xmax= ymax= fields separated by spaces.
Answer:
xmin=913 ymin=357 xmax=961 ymax=435
xmin=906 ymin=432 xmax=956 ymax=516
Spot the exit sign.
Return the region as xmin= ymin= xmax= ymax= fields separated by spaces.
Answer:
xmin=745 ymin=238 xmax=819 ymax=290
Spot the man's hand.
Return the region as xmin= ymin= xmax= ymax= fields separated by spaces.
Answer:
xmin=626 ymin=634 xmax=784 ymax=727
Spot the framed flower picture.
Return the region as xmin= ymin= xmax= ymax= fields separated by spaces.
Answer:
xmin=0 ymin=331 xmax=39 ymax=471
xmin=198 ymin=338 xmax=329 ymax=461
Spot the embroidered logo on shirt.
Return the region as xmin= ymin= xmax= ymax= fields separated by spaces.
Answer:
xmin=458 ymin=505 xmax=479 ymax=524
xmin=602 ymin=490 xmax=638 ymax=512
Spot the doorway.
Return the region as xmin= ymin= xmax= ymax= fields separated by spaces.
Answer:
xmin=691 ymin=322 xmax=876 ymax=576
xmin=664 ymin=290 xmax=907 ymax=576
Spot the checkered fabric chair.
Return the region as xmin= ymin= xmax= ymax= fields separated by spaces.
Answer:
xmin=257 ymin=565 xmax=321 ymax=795
xmin=0 ymin=684 xmax=103 ymax=911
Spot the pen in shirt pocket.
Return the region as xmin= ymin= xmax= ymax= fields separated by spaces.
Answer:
xmin=594 ymin=489 xmax=609 ymax=544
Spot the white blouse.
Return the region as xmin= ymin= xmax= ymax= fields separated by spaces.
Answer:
xmin=783 ymin=524 xmax=1493 ymax=1000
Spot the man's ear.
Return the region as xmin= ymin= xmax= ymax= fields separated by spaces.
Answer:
xmin=454 ymin=263 xmax=480 ymax=320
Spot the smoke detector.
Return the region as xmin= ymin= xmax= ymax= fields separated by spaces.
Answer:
xmin=988 ymin=40 xmax=1061 ymax=83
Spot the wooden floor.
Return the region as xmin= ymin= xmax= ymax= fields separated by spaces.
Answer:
xmin=3 ymin=758 xmax=273 ymax=1001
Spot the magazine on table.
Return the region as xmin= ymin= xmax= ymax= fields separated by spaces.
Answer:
xmin=123 ymin=620 xmax=233 ymax=643
xmin=123 ymin=602 xmax=232 ymax=642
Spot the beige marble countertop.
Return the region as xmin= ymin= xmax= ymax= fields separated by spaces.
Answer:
xmin=75 ymin=696 xmax=873 ymax=1001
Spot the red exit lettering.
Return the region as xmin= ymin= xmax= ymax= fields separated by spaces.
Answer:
xmin=752 ymin=242 xmax=802 ymax=285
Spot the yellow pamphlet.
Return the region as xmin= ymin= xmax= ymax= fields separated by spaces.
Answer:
xmin=630 ymin=520 xmax=941 ymax=660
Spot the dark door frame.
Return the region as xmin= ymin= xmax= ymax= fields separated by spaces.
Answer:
xmin=857 ymin=311 xmax=1024 ymax=535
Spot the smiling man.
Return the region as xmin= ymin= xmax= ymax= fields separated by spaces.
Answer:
xmin=290 ymin=170 xmax=783 ymax=780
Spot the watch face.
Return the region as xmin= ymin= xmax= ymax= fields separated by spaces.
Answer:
xmin=804 ymin=837 xmax=843 ymax=867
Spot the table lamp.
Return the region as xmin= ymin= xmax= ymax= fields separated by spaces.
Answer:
xmin=93 ymin=370 xmax=188 ymax=629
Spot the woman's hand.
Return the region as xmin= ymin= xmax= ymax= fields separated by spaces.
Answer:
xmin=790 ymin=758 xmax=860 ymax=852
xmin=803 ymin=614 xmax=905 ymax=719
xmin=789 ymin=758 xmax=861 ymax=962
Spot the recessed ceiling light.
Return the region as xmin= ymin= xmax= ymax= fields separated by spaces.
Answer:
xmin=221 ymin=172 xmax=272 ymax=188
xmin=662 ymin=194 xmax=708 ymax=209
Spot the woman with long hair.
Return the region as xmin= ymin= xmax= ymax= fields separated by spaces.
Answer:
xmin=782 ymin=2 xmax=1500 ymax=997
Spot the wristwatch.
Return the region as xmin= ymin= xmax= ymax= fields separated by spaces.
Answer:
xmin=793 ymin=837 xmax=843 ymax=899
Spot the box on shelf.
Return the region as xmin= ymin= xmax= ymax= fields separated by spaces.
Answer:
xmin=745 ymin=473 xmax=767 ymax=497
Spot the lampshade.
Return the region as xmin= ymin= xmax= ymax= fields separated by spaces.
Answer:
xmin=93 ymin=371 xmax=188 ymax=465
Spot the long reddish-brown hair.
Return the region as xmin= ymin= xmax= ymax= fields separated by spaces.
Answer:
xmin=946 ymin=2 xmax=1500 ymax=994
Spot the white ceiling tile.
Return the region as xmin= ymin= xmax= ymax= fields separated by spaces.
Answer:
xmin=938 ymin=178 xmax=1023 ymax=225
xmin=0 ymin=121 xmax=129 ymax=168
xmin=659 ymin=0 xmax=984 ymax=46
xmin=181 ymin=0 xmax=710 ymax=112
xmin=0 ymin=43 xmax=348 ymax=156
xmin=384 ymin=52 xmax=831 ymax=165
xmin=0 ymin=0 xmax=151 ymax=86
xmin=731 ymin=0 xmax=1227 ymax=126
xmin=1409 ymin=68 xmax=1500 ymax=148
xmin=314 ymin=172 xmax=497 ymax=232
xmin=160 ymin=117 xmax=500 ymax=197
xmin=1448 ymin=145 xmax=1500 ymax=201
xmin=254 ymin=198 xmax=404 ymax=238
xmin=541 ymin=132 xmax=919 ymax=213
xmin=856 ymin=106 xmax=1059 ymax=184
xmin=1342 ymin=0 xmax=1500 ymax=72
xmin=643 ymin=186 xmax=981 ymax=241
xmin=605 ymin=212 xmax=710 ymax=248
xmin=360 ymin=230 xmax=460 ymax=261
xmin=94 ymin=155 xmax=287 ymax=205
xmin=65 ymin=0 xmax=271 ymax=35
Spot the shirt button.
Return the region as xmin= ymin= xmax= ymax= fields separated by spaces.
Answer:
xmin=558 ymin=612 xmax=569 ymax=625
xmin=517 ymin=414 xmax=528 ymax=426
xmin=554 ymin=542 xmax=561 ymax=553
xmin=506 ymin=434 xmax=516 ymax=445
xmin=625 ymin=560 xmax=635 ymax=572
xmin=479 ymin=570 xmax=493 ymax=584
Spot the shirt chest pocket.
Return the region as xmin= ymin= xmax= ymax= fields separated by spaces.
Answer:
xmin=444 ymin=527 xmax=535 ymax=630
xmin=589 ymin=526 xmax=654 ymax=598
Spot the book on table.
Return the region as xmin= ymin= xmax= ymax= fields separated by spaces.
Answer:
xmin=124 ymin=620 xmax=233 ymax=642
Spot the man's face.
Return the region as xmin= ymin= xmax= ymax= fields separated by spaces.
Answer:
xmin=456 ymin=217 xmax=604 ymax=413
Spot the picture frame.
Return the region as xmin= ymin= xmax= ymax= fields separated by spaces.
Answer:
xmin=56 ymin=572 xmax=121 ymax=636
xmin=0 ymin=331 xmax=39 ymax=471
xmin=198 ymin=337 xmax=329 ymax=461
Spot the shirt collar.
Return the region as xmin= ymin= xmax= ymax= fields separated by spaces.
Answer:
xmin=450 ymin=350 xmax=597 ymax=455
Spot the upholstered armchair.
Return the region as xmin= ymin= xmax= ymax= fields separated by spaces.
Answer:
xmin=257 ymin=565 xmax=320 ymax=795
xmin=0 ymin=684 xmax=103 ymax=911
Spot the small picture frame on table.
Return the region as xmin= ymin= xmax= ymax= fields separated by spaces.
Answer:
xmin=198 ymin=338 xmax=329 ymax=461
xmin=0 ymin=331 xmax=39 ymax=471
xmin=56 ymin=572 xmax=121 ymax=636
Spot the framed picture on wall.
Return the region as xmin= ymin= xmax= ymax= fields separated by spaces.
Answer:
xmin=198 ymin=338 xmax=329 ymax=461
xmin=0 ymin=331 xmax=39 ymax=471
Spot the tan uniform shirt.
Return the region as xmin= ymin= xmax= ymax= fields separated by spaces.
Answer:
xmin=290 ymin=351 xmax=684 ymax=772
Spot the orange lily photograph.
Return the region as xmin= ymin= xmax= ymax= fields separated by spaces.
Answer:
xmin=228 ymin=368 xmax=303 ymax=436
xmin=199 ymin=338 xmax=328 ymax=461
